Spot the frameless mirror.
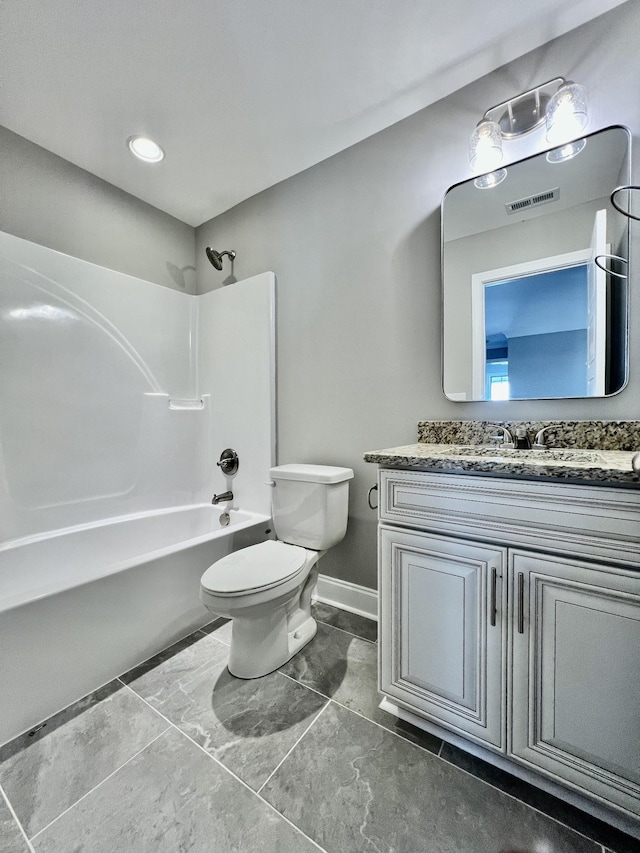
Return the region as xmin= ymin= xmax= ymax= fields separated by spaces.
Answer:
xmin=442 ymin=125 xmax=630 ymax=401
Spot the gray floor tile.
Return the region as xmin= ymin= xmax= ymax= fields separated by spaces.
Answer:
xmin=381 ymin=714 xmax=443 ymax=754
xmin=311 ymin=601 xmax=378 ymax=642
xmin=124 ymin=631 xmax=328 ymax=791
xmin=440 ymin=742 xmax=640 ymax=853
xmin=0 ymin=681 xmax=168 ymax=839
xmin=31 ymin=728 xmax=322 ymax=853
xmin=120 ymin=631 xmax=228 ymax=705
xmin=279 ymin=621 xmax=440 ymax=752
xmin=0 ymin=794 xmax=29 ymax=853
xmin=279 ymin=621 xmax=379 ymax=715
xmin=262 ymin=701 xmax=601 ymax=853
xmin=198 ymin=616 xmax=226 ymax=633
xmin=199 ymin=617 xmax=232 ymax=644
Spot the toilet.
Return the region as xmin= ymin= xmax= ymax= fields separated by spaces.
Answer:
xmin=200 ymin=463 xmax=354 ymax=678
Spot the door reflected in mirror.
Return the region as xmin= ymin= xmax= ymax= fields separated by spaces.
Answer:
xmin=442 ymin=126 xmax=630 ymax=402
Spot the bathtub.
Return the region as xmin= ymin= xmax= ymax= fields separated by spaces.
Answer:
xmin=0 ymin=506 xmax=271 ymax=746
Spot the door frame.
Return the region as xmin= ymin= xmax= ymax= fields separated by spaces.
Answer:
xmin=471 ymin=249 xmax=592 ymax=400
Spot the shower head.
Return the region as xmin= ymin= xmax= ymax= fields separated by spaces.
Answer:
xmin=206 ymin=247 xmax=236 ymax=270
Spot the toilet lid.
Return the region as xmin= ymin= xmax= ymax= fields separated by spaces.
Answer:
xmin=201 ymin=540 xmax=308 ymax=595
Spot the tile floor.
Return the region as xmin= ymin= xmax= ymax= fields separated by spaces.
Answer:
xmin=0 ymin=602 xmax=636 ymax=853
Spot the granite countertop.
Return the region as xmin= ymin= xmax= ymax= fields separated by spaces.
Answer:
xmin=363 ymin=443 xmax=640 ymax=487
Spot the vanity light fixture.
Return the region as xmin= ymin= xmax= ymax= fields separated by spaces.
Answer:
xmin=474 ymin=168 xmax=507 ymax=190
xmin=127 ymin=135 xmax=165 ymax=163
xmin=546 ymin=137 xmax=587 ymax=163
xmin=545 ymin=81 xmax=588 ymax=144
xmin=469 ymin=120 xmax=503 ymax=173
xmin=469 ymin=78 xmax=588 ymax=178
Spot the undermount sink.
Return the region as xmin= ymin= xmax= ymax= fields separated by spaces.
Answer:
xmin=443 ymin=446 xmax=605 ymax=464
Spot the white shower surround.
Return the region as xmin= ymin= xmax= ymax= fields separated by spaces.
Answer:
xmin=0 ymin=231 xmax=275 ymax=746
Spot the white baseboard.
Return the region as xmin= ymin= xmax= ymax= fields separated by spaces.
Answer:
xmin=313 ymin=574 xmax=378 ymax=621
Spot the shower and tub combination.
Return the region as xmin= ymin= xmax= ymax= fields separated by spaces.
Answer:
xmin=0 ymin=232 xmax=275 ymax=746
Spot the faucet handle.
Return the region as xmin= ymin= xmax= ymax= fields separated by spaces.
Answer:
xmin=489 ymin=426 xmax=515 ymax=449
xmin=532 ymin=426 xmax=556 ymax=450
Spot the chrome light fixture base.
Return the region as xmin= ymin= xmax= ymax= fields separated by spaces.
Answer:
xmin=469 ymin=78 xmax=588 ymax=178
xmin=483 ymin=78 xmax=564 ymax=139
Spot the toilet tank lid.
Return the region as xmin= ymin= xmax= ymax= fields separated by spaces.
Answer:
xmin=270 ymin=464 xmax=354 ymax=484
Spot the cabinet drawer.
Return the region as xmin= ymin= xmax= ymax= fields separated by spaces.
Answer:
xmin=379 ymin=469 xmax=640 ymax=567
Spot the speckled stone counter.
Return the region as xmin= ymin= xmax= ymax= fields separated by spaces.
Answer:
xmin=416 ymin=420 xmax=640 ymax=451
xmin=365 ymin=421 xmax=640 ymax=487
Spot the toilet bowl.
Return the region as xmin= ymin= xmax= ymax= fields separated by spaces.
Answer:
xmin=200 ymin=463 xmax=353 ymax=678
xmin=201 ymin=540 xmax=320 ymax=678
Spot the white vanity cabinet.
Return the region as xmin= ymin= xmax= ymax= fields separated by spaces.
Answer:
xmin=377 ymin=468 xmax=640 ymax=824
xmin=379 ymin=527 xmax=507 ymax=749
xmin=509 ymin=550 xmax=640 ymax=818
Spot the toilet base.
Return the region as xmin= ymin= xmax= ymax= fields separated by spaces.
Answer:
xmin=228 ymin=613 xmax=317 ymax=679
xmin=226 ymin=568 xmax=319 ymax=679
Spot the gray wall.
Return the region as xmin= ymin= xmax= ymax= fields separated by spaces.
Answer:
xmin=195 ymin=2 xmax=640 ymax=590
xmin=510 ymin=330 xmax=588 ymax=399
xmin=0 ymin=126 xmax=196 ymax=292
xmin=2 ymin=5 xmax=639 ymax=592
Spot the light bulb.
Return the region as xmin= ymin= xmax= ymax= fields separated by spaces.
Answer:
xmin=474 ymin=168 xmax=507 ymax=189
xmin=546 ymin=82 xmax=588 ymax=145
xmin=469 ymin=120 xmax=503 ymax=172
xmin=546 ymin=138 xmax=587 ymax=163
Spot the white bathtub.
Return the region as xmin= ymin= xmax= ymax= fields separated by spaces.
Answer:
xmin=0 ymin=506 xmax=271 ymax=746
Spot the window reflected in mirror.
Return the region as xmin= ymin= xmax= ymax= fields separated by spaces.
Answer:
xmin=442 ymin=126 xmax=630 ymax=402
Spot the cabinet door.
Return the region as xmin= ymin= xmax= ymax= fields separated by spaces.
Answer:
xmin=379 ymin=525 xmax=507 ymax=749
xmin=510 ymin=551 xmax=640 ymax=818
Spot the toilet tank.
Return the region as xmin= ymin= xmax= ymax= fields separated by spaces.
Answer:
xmin=270 ymin=464 xmax=354 ymax=550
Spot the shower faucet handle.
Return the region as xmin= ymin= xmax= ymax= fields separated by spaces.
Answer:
xmin=217 ymin=448 xmax=239 ymax=475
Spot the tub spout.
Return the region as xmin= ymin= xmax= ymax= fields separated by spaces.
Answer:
xmin=212 ymin=491 xmax=233 ymax=505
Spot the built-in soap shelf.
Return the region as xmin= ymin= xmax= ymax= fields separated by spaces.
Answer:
xmin=168 ymin=398 xmax=205 ymax=410
xmin=143 ymin=392 xmax=208 ymax=411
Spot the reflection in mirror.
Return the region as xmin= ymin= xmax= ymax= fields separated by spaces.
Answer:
xmin=442 ymin=126 xmax=630 ymax=401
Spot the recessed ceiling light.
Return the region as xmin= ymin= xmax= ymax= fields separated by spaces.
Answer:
xmin=127 ymin=135 xmax=164 ymax=163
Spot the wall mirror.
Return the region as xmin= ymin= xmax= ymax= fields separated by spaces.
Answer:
xmin=442 ymin=125 xmax=630 ymax=401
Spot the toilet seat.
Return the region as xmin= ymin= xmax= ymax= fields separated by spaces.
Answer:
xmin=201 ymin=540 xmax=309 ymax=596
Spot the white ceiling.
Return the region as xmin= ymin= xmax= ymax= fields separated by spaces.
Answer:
xmin=0 ymin=0 xmax=628 ymax=227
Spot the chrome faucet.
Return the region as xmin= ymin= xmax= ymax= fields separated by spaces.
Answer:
xmin=212 ymin=491 xmax=233 ymax=505
xmin=514 ymin=427 xmax=532 ymax=450
xmin=489 ymin=426 xmax=515 ymax=449
xmin=532 ymin=426 xmax=557 ymax=451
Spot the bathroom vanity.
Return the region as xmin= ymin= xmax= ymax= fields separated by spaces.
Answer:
xmin=365 ymin=422 xmax=640 ymax=836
